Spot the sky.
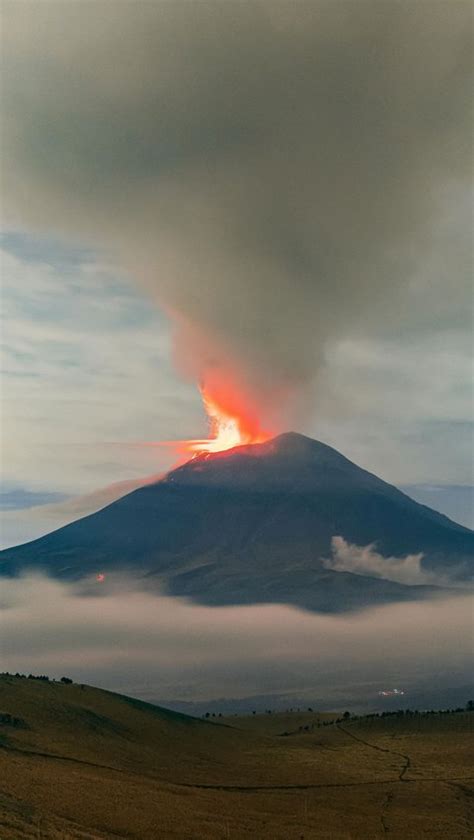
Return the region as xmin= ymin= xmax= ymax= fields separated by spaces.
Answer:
xmin=1 ymin=230 xmax=204 ymax=496
xmin=1 ymin=228 xmax=471 ymax=501
xmin=0 ymin=0 xmax=472 ymax=511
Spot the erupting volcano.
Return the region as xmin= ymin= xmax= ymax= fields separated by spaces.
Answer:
xmin=2 ymin=431 xmax=471 ymax=614
xmin=184 ymin=385 xmax=272 ymax=455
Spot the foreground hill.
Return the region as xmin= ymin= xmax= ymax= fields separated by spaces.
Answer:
xmin=0 ymin=675 xmax=472 ymax=839
xmin=0 ymin=433 xmax=472 ymax=612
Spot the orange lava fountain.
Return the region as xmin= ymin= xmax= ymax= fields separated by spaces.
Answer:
xmin=186 ymin=386 xmax=271 ymax=454
xmin=144 ymin=384 xmax=273 ymax=460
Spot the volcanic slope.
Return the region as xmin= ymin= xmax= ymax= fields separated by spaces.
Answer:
xmin=0 ymin=433 xmax=472 ymax=612
xmin=0 ymin=675 xmax=472 ymax=839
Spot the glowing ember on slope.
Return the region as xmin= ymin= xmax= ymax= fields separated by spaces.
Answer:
xmin=186 ymin=386 xmax=272 ymax=454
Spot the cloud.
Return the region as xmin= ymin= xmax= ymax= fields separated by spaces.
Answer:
xmin=1 ymin=1 xmax=471 ymax=433
xmin=0 ymin=573 xmax=471 ymax=704
xmin=0 ymin=473 xmax=163 ymax=550
xmin=1 ymin=237 xmax=472 ymax=501
xmin=0 ymin=245 xmax=202 ymax=493
xmin=401 ymin=485 xmax=474 ymax=531
xmin=324 ymin=536 xmax=458 ymax=586
xmin=0 ymin=486 xmax=69 ymax=511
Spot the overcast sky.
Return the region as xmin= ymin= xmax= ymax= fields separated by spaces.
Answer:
xmin=0 ymin=1 xmax=472 ymax=502
xmin=1 ymin=228 xmax=471 ymax=499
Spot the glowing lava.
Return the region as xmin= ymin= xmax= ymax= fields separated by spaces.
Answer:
xmin=186 ymin=386 xmax=271 ymax=454
xmin=144 ymin=385 xmax=273 ymax=458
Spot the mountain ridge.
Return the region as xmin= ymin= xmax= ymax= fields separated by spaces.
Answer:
xmin=166 ymin=433 xmax=471 ymax=534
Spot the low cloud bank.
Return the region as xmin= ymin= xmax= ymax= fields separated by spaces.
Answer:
xmin=0 ymin=573 xmax=471 ymax=704
xmin=325 ymin=536 xmax=455 ymax=586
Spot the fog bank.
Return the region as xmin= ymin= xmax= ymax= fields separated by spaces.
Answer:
xmin=1 ymin=574 xmax=471 ymax=708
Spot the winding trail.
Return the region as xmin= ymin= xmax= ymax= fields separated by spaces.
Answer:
xmin=335 ymin=722 xmax=412 ymax=832
xmin=0 ymin=738 xmax=471 ymax=795
xmin=336 ymin=724 xmax=411 ymax=781
xmin=380 ymin=789 xmax=393 ymax=834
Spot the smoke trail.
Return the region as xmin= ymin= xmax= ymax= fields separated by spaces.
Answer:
xmin=2 ymin=1 xmax=471 ymax=429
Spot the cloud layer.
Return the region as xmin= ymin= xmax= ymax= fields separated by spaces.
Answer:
xmin=2 ymin=1 xmax=471 ymax=431
xmin=0 ymin=574 xmax=472 ymax=705
xmin=0 ymin=242 xmax=197 ymax=493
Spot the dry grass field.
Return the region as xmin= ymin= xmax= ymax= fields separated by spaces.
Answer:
xmin=0 ymin=675 xmax=472 ymax=839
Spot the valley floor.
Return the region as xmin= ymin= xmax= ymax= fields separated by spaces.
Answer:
xmin=0 ymin=676 xmax=472 ymax=839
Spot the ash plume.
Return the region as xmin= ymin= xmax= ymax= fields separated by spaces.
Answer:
xmin=2 ymin=1 xmax=471 ymax=429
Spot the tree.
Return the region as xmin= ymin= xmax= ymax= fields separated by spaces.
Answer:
xmin=60 ymin=676 xmax=73 ymax=684
xmin=343 ymin=711 xmax=351 ymax=720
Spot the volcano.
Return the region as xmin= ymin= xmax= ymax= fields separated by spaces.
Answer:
xmin=0 ymin=433 xmax=472 ymax=612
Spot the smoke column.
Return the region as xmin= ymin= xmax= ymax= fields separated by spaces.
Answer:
xmin=2 ymin=1 xmax=471 ymax=432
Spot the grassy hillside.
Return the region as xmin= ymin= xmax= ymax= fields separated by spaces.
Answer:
xmin=0 ymin=675 xmax=472 ymax=839
xmin=223 ymin=709 xmax=339 ymax=736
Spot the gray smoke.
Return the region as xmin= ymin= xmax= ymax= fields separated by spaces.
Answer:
xmin=324 ymin=537 xmax=456 ymax=587
xmin=2 ymin=1 xmax=471 ymax=429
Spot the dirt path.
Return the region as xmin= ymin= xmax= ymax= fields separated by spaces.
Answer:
xmin=0 ymin=739 xmax=471 ymax=794
xmin=335 ymin=722 xmax=413 ymax=831
xmin=336 ymin=724 xmax=411 ymax=781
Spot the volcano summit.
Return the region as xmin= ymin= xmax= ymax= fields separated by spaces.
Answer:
xmin=0 ymin=433 xmax=472 ymax=613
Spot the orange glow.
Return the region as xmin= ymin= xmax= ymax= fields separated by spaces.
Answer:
xmin=143 ymin=382 xmax=273 ymax=459
xmin=186 ymin=385 xmax=271 ymax=454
